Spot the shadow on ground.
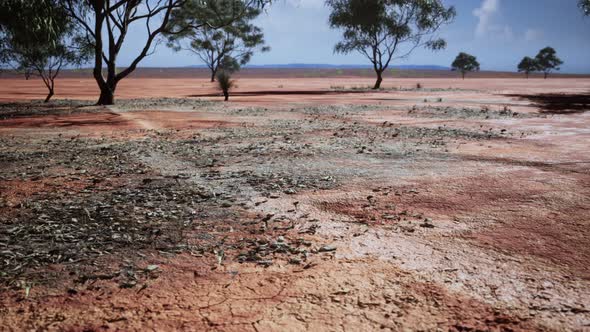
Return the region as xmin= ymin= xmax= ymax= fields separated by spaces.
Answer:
xmin=188 ymin=89 xmax=377 ymax=98
xmin=0 ymin=101 xmax=93 ymax=119
xmin=506 ymin=93 xmax=590 ymax=114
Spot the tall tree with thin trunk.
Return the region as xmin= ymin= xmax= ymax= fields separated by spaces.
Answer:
xmin=517 ymin=56 xmax=538 ymax=79
xmin=451 ymin=52 xmax=479 ymax=79
xmin=166 ymin=0 xmax=269 ymax=82
xmin=327 ymin=0 xmax=455 ymax=90
xmin=62 ymin=0 xmax=270 ymax=105
xmin=63 ymin=0 xmax=186 ymax=105
xmin=0 ymin=0 xmax=91 ymax=102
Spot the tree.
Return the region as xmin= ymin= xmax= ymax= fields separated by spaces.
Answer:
xmin=62 ymin=0 xmax=270 ymax=105
xmin=327 ymin=0 xmax=455 ymax=89
xmin=535 ymin=47 xmax=563 ymax=79
xmin=451 ymin=52 xmax=479 ymax=79
xmin=0 ymin=0 xmax=91 ymax=102
xmin=517 ymin=56 xmax=538 ymax=79
xmin=580 ymin=0 xmax=590 ymax=16
xmin=166 ymin=0 xmax=269 ymax=82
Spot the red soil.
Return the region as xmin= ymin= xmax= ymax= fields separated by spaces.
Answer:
xmin=1 ymin=76 xmax=589 ymax=331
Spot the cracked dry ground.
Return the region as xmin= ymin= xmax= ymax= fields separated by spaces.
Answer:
xmin=0 ymin=87 xmax=589 ymax=331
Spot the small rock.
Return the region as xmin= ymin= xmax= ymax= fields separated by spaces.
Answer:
xmin=319 ymin=245 xmax=337 ymax=253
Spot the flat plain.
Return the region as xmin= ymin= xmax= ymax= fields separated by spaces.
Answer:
xmin=0 ymin=70 xmax=589 ymax=331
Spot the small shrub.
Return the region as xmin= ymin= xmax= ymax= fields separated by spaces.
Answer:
xmin=216 ymin=71 xmax=234 ymax=101
xmin=416 ymin=83 xmax=422 ymax=89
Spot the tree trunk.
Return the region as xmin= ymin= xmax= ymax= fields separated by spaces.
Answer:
xmin=223 ymin=90 xmax=229 ymax=101
xmin=210 ymin=69 xmax=217 ymax=82
xmin=97 ymin=85 xmax=116 ymax=105
xmin=373 ymin=71 xmax=383 ymax=90
xmin=462 ymin=71 xmax=465 ymax=80
xmin=44 ymin=88 xmax=54 ymax=103
xmin=96 ymin=65 xmax=117 ymax=105
xmin=526 ymin=72 xmax=529 ymax=79
xmin=544 ymin=72 xmax=548 ymax=79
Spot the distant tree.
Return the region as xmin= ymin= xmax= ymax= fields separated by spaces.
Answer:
xmin=166 ymin=0 xmax=269 ymax=82
xmin=451 ymin=52 xmax=480 ymax=79
xmin=580 ymin=0 xmax=590 ymax=16
xmin=535 ymin=47 xmax=563 ymax=79
xmin=517 ymin=56 xmax=538 ymax=79
xmin=216 ymin=70 xmax=234 ymax=101
xmin=327 ymin=0 xmax=456 ymax=89
xmin=59 ymin=0 xmax=271 ymax=105
xmin=0 ymin=0 xmax=91 ymax=102
xmin=23 ymin=67 xmax=33 ymax=80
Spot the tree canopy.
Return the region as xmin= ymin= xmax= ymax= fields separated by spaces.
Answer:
xmin=535 ymin=47 xmax=563 ymax=79
xmin=0 ymin=0 xmax=91 ymax=102
xmin=327 ymin=0 xmax=456 ymax=89
xmin=58 ymin=0 xmax=271 ymax=105
xmin=166 ymin=0 xmax=269 ymax=82
xmin=517 ymin=56 xmax=538 ymax=79
xmin=451 ymin=52 xmax=479 ymax=79
xmin=580 ymin=0 xmax=590 ymax=16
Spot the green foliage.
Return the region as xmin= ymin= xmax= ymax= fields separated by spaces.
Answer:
xmin=534 ymin=47 xmax=563 ymax=78
xmin=326 ymin=0 xmax=455 ymax=89
xmin=166 ymin=0 xmax=269 ymax=81
xmin=0 ymin=0 xmax=64 ymax=49
xmin=216 ymin=70 xmax=235 ymax=101
xmin=580 ymin=0 xmax=590 ymax=16
xmin=517 ymin=56 xmax=538 ymax=78
xmin=0 ymin=0 xmax=91 ymax=101
xmin=451 ymin=52 xmax=480 ymax=78
xmin=59 ymin=0 xmax=271 ymax=104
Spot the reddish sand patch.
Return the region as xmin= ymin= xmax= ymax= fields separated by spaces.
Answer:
xmin=0 ymin=110 xmax=234 ymax=136
xmin=1 ymin=77 xmax=589 ymax=330
xmin=0 ymin=257 xmax=541 ymax=331
xmin=1 ymin=77 xmax=590 ymax=107
xmin=1 ymin=178 xmax=89 ymax=207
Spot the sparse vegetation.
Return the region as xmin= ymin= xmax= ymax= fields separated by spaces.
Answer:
xmin=166 ymin=0 xmax=269 ymax=82
xmin=451 ymin=52 xmax=480 ymax=79
xmin=0 ymin=3 xmax=588 ymax=332
xmin=53 ymin=0 xmax=271 ymax=105
xmin=0 ymin=0 xmax=91 ymax=102
xmin=216 ymin=70 xmax=234 ymax=101
xmin=535 ymin=47 xmax=563 ymax=79
xmin=517 ymin=56 xmax=539 ymax=79
xmin=327 ymin=0 xmax=455 ymax=89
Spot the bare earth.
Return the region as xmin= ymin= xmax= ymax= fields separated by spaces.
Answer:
xmin=0 ymin=75 xmax=589 ymax=331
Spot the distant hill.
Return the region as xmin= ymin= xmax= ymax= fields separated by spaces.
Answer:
xmin=188 ymin=63 xmax=450 ymax=71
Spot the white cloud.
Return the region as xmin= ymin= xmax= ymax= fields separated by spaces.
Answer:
xmin=525 ymin=28 xmax=543 ymax=42
xmin=286 ymin=0 xmax=324 ymax=9
xmin=472 ymin=0 xmax=514 ymax=41
xmin=473 ymin=0 xmax=500 ymax=37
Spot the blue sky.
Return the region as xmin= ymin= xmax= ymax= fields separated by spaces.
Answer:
xmin=128 ymin=0 xmax=590 ymax=73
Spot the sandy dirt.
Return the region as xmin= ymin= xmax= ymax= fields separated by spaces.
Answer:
xmin=0 ymin=76 xmax=589 ymax=331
